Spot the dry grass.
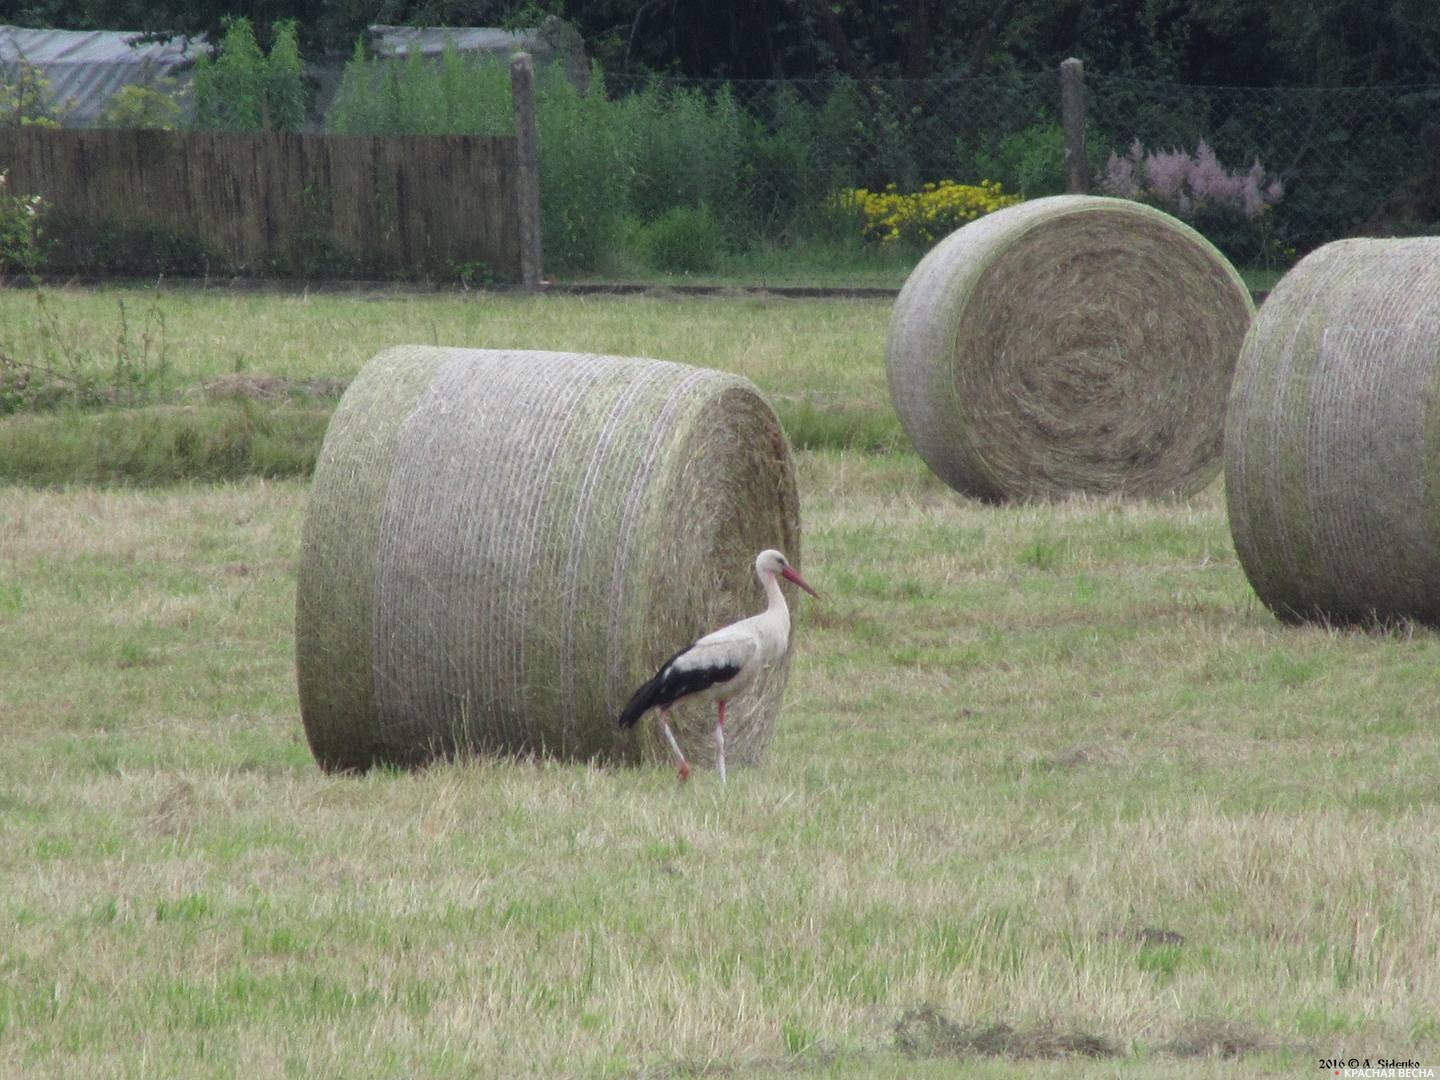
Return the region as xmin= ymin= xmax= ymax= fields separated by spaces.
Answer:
xmin=2 ymin=456 xmax=1437 ymax=1077
xmin=0 ymin=285 xmax=1435 ymax=1077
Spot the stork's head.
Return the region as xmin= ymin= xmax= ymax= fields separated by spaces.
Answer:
xmin=755 ymin=548 xmax=819 ymax=598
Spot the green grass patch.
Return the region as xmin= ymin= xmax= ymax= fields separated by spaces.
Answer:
xmin=0 ymin=284 xmax=906 ymax=483
xmin=0 ymin=403 xmax=329 ymax=486
xmin=774 ymin=395 xmax=906 ymax=453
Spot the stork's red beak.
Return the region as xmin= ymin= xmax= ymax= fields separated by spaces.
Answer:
xmin=781 ymin=565 xmax=820 ymax=598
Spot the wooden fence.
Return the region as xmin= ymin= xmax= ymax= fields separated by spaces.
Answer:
xmin=0 ymin=127 xmax=522 ymax=279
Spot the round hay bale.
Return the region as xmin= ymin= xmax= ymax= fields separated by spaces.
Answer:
xmin=296 ymin=346 xmax=801 ymax=772
xmin=885 ymin=195 xmax=1254 ymax=501
xmin=1224 ymin=237 xmax=1440 ymax=625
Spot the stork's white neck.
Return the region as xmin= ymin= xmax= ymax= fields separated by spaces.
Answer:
xmin=759 ymin=568 xmax=788 ymax=614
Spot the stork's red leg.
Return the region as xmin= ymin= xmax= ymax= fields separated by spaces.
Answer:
xmin=658 ymin=707 xmax=690 ymax=782
xmin=715 ymin=699 xmax=727 ymax=785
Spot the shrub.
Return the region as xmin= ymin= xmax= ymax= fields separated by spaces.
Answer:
xmin=0 ymin=61 xmax=71 ymax=127
xmin=277 ymin=184 xmax=359 ymax=278
xmin=970 ymin=121 xmax=1109 ymax=197
xmin=96 ymin=83 xmax=184 ymax=130
xmin=326 ymin=40 xmax=511 ymax=137
xmin=1102 ymin=138 xmax=1285 ymax=263
xmin=531 ymin=64 xmax=629 ymax=273
xmin=324 ymin=50 xmax=899 ymax=270
xmin=740 ymin=84 xmax=854 ymax=244
xmin=192 ymin=17 xmax=265 ymax=131
xmin=1103 ymin=138 xmax=1283 ymax=217
xmin=42 ymin=210 xmax=225 ymax=276
xmin=842 ymin=180 xmax=1022 ymax=245
xmin=0 ymin=171 xmax=45 ymax=277
xmin=638 ymin=204 xmax=724 ymax=273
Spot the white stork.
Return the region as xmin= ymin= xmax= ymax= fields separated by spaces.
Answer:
xmin=618 ymin=548 xmax=819 ymax=783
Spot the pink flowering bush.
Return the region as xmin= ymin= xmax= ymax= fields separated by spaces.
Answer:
xmin=1103 ymin=138 xmax=1286 ymax=263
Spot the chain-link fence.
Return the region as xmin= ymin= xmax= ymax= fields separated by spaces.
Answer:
xmin=13 ymin=40 xmax=1432 ymax=277
xmin=601 ymin=67 xmax=1439 ymax=266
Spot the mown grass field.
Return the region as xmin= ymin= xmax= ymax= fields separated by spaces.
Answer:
xmin=1 ymin=284 xmax=1437 ymax=1078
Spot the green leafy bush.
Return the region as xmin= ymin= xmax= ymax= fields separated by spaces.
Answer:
xmin=638 ymin=204 xmax=724 ymax=273
xmin=0 ymin=171 xmax=45 ymax=277
xmin=42 ymin=210 xmax=225 ymax=276
xmin=265 ymin=21 xmax=307 ymax=133
xmin=327 ymin=41 xmax=622 ymax=272
xmin=531 ymin=65 xmax=629 ymax=273
xmin=278 ymin=185 xmax=359 ymax=278
xmin=0 ymin=61 xmax=71 ymax=127
xmin=96 ymin=83 xmax=184 ymax=130
xmin=970 ymin=122 xmax=1107 ymax=197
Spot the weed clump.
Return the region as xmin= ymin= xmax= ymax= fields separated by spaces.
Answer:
xmin=638 ymin=204 xmax=724 ymax=274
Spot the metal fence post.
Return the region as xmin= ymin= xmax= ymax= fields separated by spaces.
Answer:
xmin=1060 ymin=58 xmax=1089 ymax=194
xmin=510 ymin=51 xmax=543 ymax=289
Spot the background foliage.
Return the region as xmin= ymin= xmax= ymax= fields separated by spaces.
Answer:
xmin=5 ymin=0 xmax=1438 ymax=87
xmin=192 ymin=17 xmax=308 ymax=132
xmin=2 ymin=1 xmax=1438 ymax=275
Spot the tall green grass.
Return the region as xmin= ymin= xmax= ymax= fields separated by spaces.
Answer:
xmin=0 ymin=403 xmax=328 ymax=486
xmin=324 ymin=49 xmax=873 ymax=274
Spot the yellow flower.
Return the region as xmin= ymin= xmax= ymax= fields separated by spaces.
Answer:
xmin=845 ymin=178 xmax=1021 ymax=244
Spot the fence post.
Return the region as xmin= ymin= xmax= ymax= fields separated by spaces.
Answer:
xmin=1060 ymin=57 xmax=1089 ymax=194
xmin=510 ymin=51 xmax=544 ymax=289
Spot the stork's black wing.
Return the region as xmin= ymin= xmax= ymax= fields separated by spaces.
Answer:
xmin=617 ymin=643 xmax=744 ymax=728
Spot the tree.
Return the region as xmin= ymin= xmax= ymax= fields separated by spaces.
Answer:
xmin=1 ymin=0 xmax=1436 ymax=85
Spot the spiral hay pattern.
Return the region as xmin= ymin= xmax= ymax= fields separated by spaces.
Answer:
xmin=886 ymin=195 xmax=1254 ymax=502
xmin=296 ymin=346 xmax=801 ymax=772
xmin=1225 ymin=238 xmax=1440 ymax=625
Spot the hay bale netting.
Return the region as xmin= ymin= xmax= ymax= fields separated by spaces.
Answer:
xmin=296 ymin=346 xmax=801 ymax=772
xmin=1225 ymin=238 xmax=1440 ymax=625
xmin=886 ymin=195 xmax=1255 ymax=501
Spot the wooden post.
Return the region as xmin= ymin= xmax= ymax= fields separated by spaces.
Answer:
xmin=510 ymin=52 xmax=543 ymax=289
xmin=1060 ymin=57 xmax=1088 ymax=194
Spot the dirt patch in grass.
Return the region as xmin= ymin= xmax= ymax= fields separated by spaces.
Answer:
xmin=1099 ymin=924 xmax=1187 ymax=947
xmin=1162 ymin=1017 xmax=1278 ymax=1058
xmin=892 ymin=1007 xmax=1284 ymax=1065
xmin=200 ymin=372 xmax=348 ymax=402
xmin=148 ymin=781 xmax=197 ymax=837
xmin=893 ymin=1006 xmax=1120 ymax=1060
xmin=1042 ymin=743 xmax=1128 ymax=771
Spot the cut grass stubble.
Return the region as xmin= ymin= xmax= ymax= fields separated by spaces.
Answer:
xmin=0 ymin=286 xmax=1437 ymax=1076
xmin=3 ymin=469 xmax=1437 ymax=1077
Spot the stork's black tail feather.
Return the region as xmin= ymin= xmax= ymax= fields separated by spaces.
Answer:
xmin=618 ymin=646 xmax=692 ymax=728
xmin=618 ymin=672 xmax=665 ymax=728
